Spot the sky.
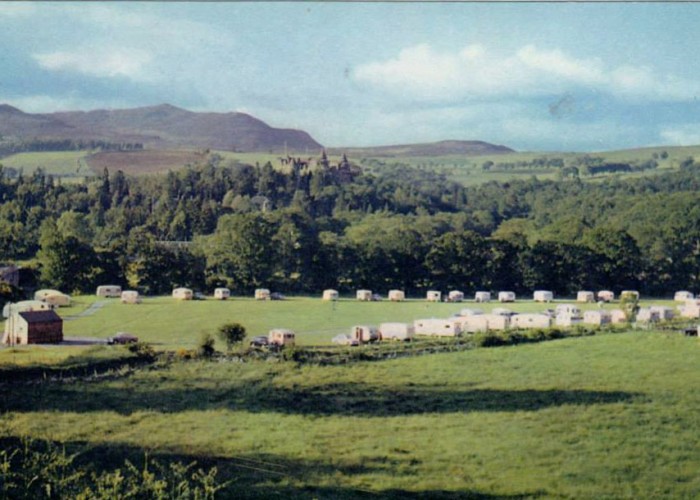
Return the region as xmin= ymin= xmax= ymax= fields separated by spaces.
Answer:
xmin=2 ymin=2 xmax=700 ymax=152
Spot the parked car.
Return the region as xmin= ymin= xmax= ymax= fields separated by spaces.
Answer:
xmin=193 ymin=292 xmax=206 ymax=300
xmin=108 ymin=332 xmax=139 ymax=345
xmin=270 ymin=292 xmax=285 ymax=300
xmin=249 ymin=335 xmax=270 ymax=347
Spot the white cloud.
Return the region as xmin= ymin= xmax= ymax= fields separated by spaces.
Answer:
xmin=659 ymin=125 xmax=700 ymax=146
xmin=353 ymin=43 xmax=700 ymax=102
xmin=33 ymin=49 xmax=153 ymax=81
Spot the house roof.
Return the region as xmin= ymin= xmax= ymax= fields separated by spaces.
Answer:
xmin=18 ymin=310 xmax=62 ymax=324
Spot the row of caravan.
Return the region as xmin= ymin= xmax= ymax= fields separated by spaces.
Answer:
xmin=349 ymin=289 xmax=642 ymax=303
xmin=335 ymin=303 xmax=680 ymax=345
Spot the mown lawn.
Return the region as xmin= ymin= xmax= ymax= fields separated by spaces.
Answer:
xmin=0 ymin=331 xmax=698 ymax=498
xmin=52 ymin=294 xmax=678 ymax=349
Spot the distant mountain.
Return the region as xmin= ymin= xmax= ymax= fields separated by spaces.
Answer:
xmin=329 ymin=140 xmax=515 ymax=157
xmin=0 ymin=103 xmax=323 ymax=153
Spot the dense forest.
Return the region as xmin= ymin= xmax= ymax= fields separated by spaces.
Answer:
xmin=2 ymin=152 xmax=700 ymax=299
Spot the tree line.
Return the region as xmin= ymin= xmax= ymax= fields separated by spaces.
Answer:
xmin=1 ymin=154 xmax=700 ymax=298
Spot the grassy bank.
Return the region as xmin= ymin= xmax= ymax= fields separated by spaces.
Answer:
xmin=1 ymin=331 xmax=698 ymax=498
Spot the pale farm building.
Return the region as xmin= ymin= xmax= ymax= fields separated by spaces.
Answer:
xmin=96 ymin=285 xmax=122 ymax=298
xmin=426 ymin=290 xmax=442 ymax=302
xmin=2 ymin=300 xmax=52 ymax=319
xmin=388 ymin=290 xmax=405 ymax=302
xmin=533 ymin=290 xmax=554 ymax=303
xmin=674 ymin=291 xmax=694 ymax=301
xmin=577 ymin=291 xmax=595 ymax=303
xmin=322 ymin=289 xmax=339 ymax=301
xmin=120 ymin=290 xmax=141 ymax=304
xmin=255 ymin=288 xmax=271 ymax=300
xmin=172 ymin=287 xmax=193 ymax=300
xmin=474 ymin=291 xmax=491 ymax=303
xmin=498 ymin=291 xmax=516 ymax=302
xmin=583 ymin=310 xmax=612 ymax=326
xmin=512 ymin=313 xmax=553 ymax=329
xmin=379 ymin=322 xmax=414 ymax=341
xmin=356 ymin=289 xmax=372 ymax=301
xmin=414 ymin=318 xmax=462 ymax=337
xmin=597 ymin=290 xmax=615 ymax=302
xmin=350 ymin=325 xmax=379 ymax=343
xmin=2 ymin=310 xmax=63 ymax=345
xmin=214 ymin=288 xmax=231 ymax=300
xmin=447 ymin=290 xmax=464 ymax=302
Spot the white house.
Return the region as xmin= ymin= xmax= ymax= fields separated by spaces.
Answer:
xmin=214 ymin=288 xmax=231 ymax=300
xmin=447 ymin=291 xmax=464 ymax=302
xmin=426 ymin=290 xmax=442 ymax=302
xmin=577 ymin=291 xmax=595 ymax=303
xmin=474 ymin=291 xmax=491 ymax=303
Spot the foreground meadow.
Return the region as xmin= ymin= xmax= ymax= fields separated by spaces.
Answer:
xmin=1 ymin=331 xmax=698 ymax=498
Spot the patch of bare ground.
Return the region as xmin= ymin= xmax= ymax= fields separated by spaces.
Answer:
xmin=86 ymin=149 xmax=207 ymax=175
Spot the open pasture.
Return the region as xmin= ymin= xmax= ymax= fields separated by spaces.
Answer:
xmin=42 ymin=294 xmax=681 ymax=350
xmin=1 ymin=331 xmax=698 ymax=498
xmin=0 ymin=150 xmax=92 ymax=177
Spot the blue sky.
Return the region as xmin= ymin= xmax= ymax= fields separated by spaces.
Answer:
xmin=2 ymin=2 xmax=700 ymax=152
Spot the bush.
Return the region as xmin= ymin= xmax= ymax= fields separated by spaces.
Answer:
xmin=217 ymin=322 xmax=246 ymax=352
xmin=197 ymin=332 xmax=216 ymax=358
xmin=127 ymin=342 xmax=155 ymax=361
xmin=0 ymin=437 xmax=228 ymax=499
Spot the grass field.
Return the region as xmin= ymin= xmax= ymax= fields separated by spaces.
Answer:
xmin=1 ymin=331 xmax=698 ymax=498
xmin=0 ymin=150 xmax=93 ymax=177
xmin=49 ymin=294 xmax=680 ymax=349
xmin=363 ymin=145 xmax=700 ymax=187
